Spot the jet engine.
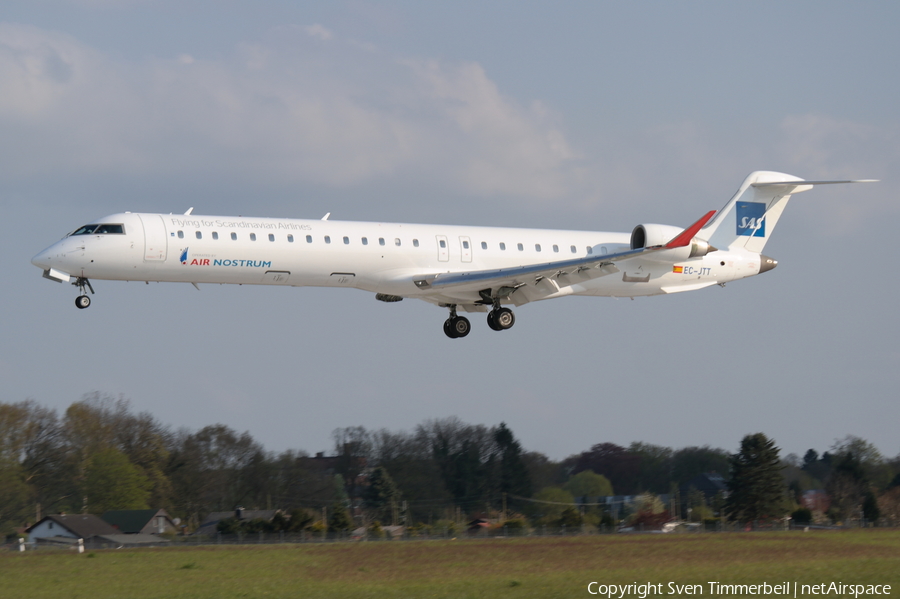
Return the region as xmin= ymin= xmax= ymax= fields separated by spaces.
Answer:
xmin=631 ymin=223 xmax=715 ymax=259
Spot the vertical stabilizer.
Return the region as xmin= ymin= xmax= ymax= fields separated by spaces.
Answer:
xmin=701 ymin=171 xmax=810 ymax=253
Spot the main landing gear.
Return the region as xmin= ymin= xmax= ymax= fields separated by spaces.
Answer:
xmin=443 ymin=304 xmax=516 ymax=338
xmin=73 ymin=277 xmax=94 ymax=309
xmin=443 ymin=306 xmax=471 ymax=339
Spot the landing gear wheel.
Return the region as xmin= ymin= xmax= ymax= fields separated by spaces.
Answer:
xmin=75 ymin=295 xmax=91 ymax=309
xmin=487 ymin=311 xmax=502 ymax=331
xmin=444 ymin=316 xmax=471 ymax=338
xmin=451 ymin=316 xmax=470 ymax=338
xmin=443 ymin=318 xmax=457 ymax=338
xmin=494 ymin=308 xmax=515 ymax=330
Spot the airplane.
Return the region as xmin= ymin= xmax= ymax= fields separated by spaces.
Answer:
xmin=32 ymin=171 xmax=874 ymax=338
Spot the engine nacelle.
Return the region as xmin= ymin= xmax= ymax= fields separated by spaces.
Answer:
xmin=631 ymin=223 xmax=715 ymax=259
xmin=630 ymin=224 xmax=682 ymax=249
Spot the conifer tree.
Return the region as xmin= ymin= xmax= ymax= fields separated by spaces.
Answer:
xmin=725 ymin=433 xmax=785 ymax=524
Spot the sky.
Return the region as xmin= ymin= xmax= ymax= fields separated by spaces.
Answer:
xmin=2 ymin=0 xmax=898 ymax=464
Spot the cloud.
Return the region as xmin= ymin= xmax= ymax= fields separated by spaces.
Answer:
xmin=305 ymin=23 xmax=333 ymax=42
xmin=0 ymin=22 xmax=583 ymax=205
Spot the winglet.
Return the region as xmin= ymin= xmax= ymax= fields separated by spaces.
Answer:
xmin=665 ymin=210 xmax=717 ymax=248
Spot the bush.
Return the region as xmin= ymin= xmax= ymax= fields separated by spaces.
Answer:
xmin=433 ymin=519 xmax=457 ymax=536
xmin=306 ymin=522 xmax=327 ymax=538
xmin=791 ymin=507 xmax=813 ymax=525
xmin=558 ymin=507 xmax=583 ymax=529
xmin=367 ymin=521 xmax=385 ymax=539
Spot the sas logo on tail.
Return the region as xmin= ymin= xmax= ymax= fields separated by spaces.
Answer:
xmin=736 ymin=202 xmax=766 ymax=237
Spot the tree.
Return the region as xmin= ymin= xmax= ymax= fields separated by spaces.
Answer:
xmin=494 ymin=423 xmax=532 ymax=510
xmin=725 ymin=433 xmax=786 ymax=524
xmin=364 ymin=466 xmax=399 ymax=523
xmin=569 ymin=443 xmax=642 ymax=495
xmin=528 ymin=487 xmax=575 ymax=524
xmin=563 ymin=470 xmax=613 ymax=499
xmin=328 ymin=503 xmax=353 ymax=533
xmin=83 ymin=447 xmax=151 ymax=513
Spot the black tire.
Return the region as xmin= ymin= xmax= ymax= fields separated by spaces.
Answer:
xmin=443 ymin=318 xmax=458 ymax=338
xmin=495 ymin=308 xmax=515 ymax=330
xmin=452 ymin=316 xmax=471 ymax=338
xmin=487 ymin=311 xmax=502 ymax=331
xmin=75 ymin=295 xmax=91 ymax=309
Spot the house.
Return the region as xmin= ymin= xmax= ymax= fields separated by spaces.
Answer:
xmin=26 ymin=514 xmax=117 ymax=546
xmin=101 ymin=509 xmax=178 ymax=535
xmin=25 ymin=514 xmax=171 ymax=548
xmin=195 ymin=507 xmax=280 ymax=535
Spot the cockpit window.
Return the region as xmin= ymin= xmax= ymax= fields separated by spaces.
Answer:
xmin=69 ymin=224 xmax=125 ymax=236
xmin=70 ymin=225 xmax=99 ymax=236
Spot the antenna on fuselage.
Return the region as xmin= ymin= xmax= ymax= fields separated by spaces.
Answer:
xmin=184 ymin=207 xmax=194 ymax=215
xmin=321 ymin=213 xmax=330 ymax=221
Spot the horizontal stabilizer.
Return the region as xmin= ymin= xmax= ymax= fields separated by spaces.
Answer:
xmin=752 ymin=179 xmax=878 ymax=187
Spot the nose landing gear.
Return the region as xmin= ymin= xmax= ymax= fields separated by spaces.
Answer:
xmin=72 ymin=277 xmax=94 ymax=309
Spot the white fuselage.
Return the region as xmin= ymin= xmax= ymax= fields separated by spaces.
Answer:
xmin=32 ymin=211 xmax=762 ymax=309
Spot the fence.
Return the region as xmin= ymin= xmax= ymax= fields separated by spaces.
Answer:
xmin=10 ymin=519 xmax=898 ymax=551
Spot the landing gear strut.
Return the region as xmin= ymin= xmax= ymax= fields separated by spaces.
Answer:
xmin=443 ymin=305 xmax=471 ymax=339
xmin=73 ymin=277 xmax=94 ymax=309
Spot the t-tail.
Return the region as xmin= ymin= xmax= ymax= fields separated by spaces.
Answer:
xmin=700 ymin=171 xmax=877 ymax=254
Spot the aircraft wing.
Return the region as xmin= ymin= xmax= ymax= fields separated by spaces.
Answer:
xmin=412 ymin=210 xmax=717 ymax=295
xmin=412 ymin=246 xmax=641 ymax=294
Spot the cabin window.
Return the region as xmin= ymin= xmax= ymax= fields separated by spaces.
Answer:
xmin=250 ymin=233 xmax=257 ymax=241
xmin=535 ymin=244 xmax=541 ymax=252
xmin=343 ymin=236 xmax=350 ymax=244
xmin=362 ymin=237 xmax=368 ymax=245
xmin=463 ymin=240 xmax=470 ymax=249
xmin=517 ymin=243 xmax=524 ymax=251
xmin=288 ymin=234 xmax=294 ymax=243
xmin=395 ymin=238 xmax=401 ymax=246
xmin=324 ymin=236 xmax=331 ymax=244
xmin=195 ymin=231 xmax=202 ymax=239
xmin=212 ymin=232 xmax=219 ymax=240
xmin=177 ymin=231 xmax=184 ymax=239
xmin=439 ymin=239 xmax=446 ymax=248
xmin=552 ymin=244 xmax=559 ymax=253
xmin=413 ymin=239 xmax=419 ymax=247
xmin=306 ymin=235 xmax=312 ymax=243
xmin=600 ymin=246 xmax=607 ymax=255
xmin=570 ymin=245 xmax=576 ymax=253
xmin=587 ymin=246 xmax=593 ymax=254
xmin=379 ymin=238 xmax=385 ymax=246
xmin=500 ymin=242 xmax=506 ymax=250
xmin=231 ymin=232 xmax=237 ymax=240
xmin=269 ymin=234 xmax=275 ymax=242
xmin=481 ymin=241 xmax=487 ymax=250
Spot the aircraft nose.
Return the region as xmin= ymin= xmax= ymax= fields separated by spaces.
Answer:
xmin=32 ymin=248 xmax=52 ymax=269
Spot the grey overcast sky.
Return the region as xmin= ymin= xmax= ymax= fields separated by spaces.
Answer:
xmin=2 ymin=1 xmax=897 ymax=461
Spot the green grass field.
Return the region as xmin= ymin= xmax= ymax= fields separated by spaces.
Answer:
xmin=2 ymin=530 xmax=899 ymax=599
